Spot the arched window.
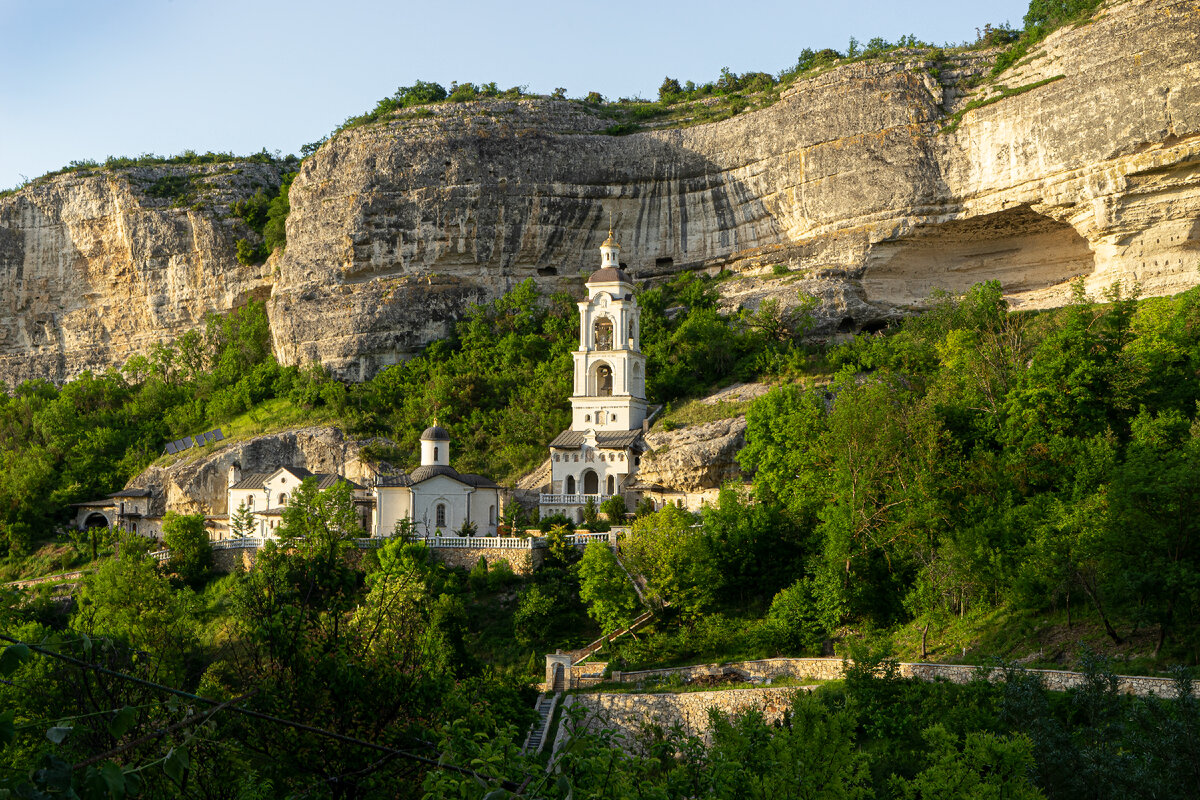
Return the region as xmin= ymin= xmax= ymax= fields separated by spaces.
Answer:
xmin=247 ymin=495 xmax=254 ymax=510
xmin=436 ymin=503 xmax=447 ymax=528
xmin=489 ymin=505 xmax=496 ymax=525
xmin=566 ymin=475 xmax=576 ymax=494
xmin=632 ymin=363 xmax=644 ymax=396
xmin=593 ymin=317 xmax=614 ymax=350
xmin=597 ymin=365 xmax=613 ymax=397
xmin=606 ymin=475 xmax=615 ymax=495
xmin=583 ymin=470 xmax=599 ymax=495
xmin=433 ymin=446 xmax=439 ymax=461
xmin=279 ymin=493 xmax=288 ymax=506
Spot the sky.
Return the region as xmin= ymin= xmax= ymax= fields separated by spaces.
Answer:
xmin=0 ymin=0 xmax=1029 ymax=191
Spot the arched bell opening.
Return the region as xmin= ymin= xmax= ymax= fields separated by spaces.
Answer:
xmin=593 ymin=317 xmax=614 ymax=351
xmin=591 ymin=363 xmax=614 ymax=397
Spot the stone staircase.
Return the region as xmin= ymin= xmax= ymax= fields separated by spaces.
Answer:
xmin=522 ymin=692 xmax=560 ymax=755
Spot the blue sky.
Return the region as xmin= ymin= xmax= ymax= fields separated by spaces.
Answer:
xmin=0 ymin=0 xmax=1029 ymax=191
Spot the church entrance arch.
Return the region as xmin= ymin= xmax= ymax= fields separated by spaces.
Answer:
xmin=582 ymin=470 xmax=599 ymax=495
xmin=83 ymin=511 xmax=111 ymax=530
xmin=566 ymin=475 xmax=576 ymax=495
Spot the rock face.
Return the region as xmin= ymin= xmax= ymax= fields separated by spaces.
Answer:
xmin=638 ymin=417 xmax=748 ymax=493
xmin=2 ymin=0 xmax=1197 ymax=385
xmin=269 ymin=0 xmax=1200 ymax=377
xmin=129 ymin=426 xmax=386 ymax=516
xmin=0 ymin=162 xmax=289 ymax=384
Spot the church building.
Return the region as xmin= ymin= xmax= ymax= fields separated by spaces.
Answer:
xmin=541 ymin=231 xmax=648 ymax=521
xmin=373 ymin=424 xmax=504 ymax=537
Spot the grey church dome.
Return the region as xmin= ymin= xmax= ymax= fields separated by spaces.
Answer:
xmin=420 ymin=425 xmax=451 ymax=441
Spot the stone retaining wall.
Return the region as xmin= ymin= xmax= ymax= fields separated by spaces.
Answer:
xmin=607 ymin=657 xmax=1181 ymax=699
xmin=561 ymin=687 xmax=809 ymax=753
xmin=212 ymin=547 xmax=259 ymax=573
xmin=428 ymin=546 xmax=543 ymax=576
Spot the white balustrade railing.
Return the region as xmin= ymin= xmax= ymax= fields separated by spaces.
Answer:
xmin=565 ymin=532 xmax=612 ymax=546
xmin=418 ymin=536 xmax=535 ymax=549
xmin=201 ymin=532 xmax=616 ymax=556
xmin=539 ymin=493 xmax=607 ymax=505
xmin=212 ymin=537 xmax=266 ymax=550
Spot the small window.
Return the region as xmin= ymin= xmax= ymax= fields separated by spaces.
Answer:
xmin=247 ymin=496 xmax=254 ymax=510
xmin=436 ymin=504 xmax=446 ymax=528
xmin=489 ymin=505 xmax=496 ymax=525
xmin=585 ymin=414 xmax=591 ymax=422
xmin=433 ymin=446 xmax=439 ymax=461
xmin=279 ymin=493 xmax=287 ymax=506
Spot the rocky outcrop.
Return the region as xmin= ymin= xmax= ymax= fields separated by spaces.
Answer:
xmin=0 ymin=162 xmax=290 ymax=384
xmin=268 ymin=0 xmax=1200 ymax=377
xmin=129 ymin=426 xmax=387 ymax=516
xmin=639 ymin=416 xmax=748 ymax=493
xmin=2 ymin=0 xmax=1197 ymax=384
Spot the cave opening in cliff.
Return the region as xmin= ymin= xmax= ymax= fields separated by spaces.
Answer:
xmin=862 ymin=206 xmax=1095 ymax=307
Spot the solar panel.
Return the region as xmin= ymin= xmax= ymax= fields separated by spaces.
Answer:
xmin=211 ymin=429 xmax=225 ymax=442
xmin=165 ymin=442 xmax=178 ymax=454
xmin=192 ymin=435 xmax=204 ymax=448
xmin=204 ymin=431 xmax=217 ymax=443
xmin=176 ymin=438 xmax=192 ymax=451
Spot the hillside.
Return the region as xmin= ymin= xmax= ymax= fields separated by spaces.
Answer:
xmin=1 ymin=0 xmax=1197 ymax=385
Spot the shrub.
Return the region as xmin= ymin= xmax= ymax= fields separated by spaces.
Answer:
xmin=162 ymin=512 xmax=212 ymax=587
xmin=766 ymin=578 xmax=827 ymax=654
xmin=513 ymin=585 xmax=555 ymax=645
xmin=538 ymin=513 xmax=573 ymax=533
xmin=487 ymin=558 xmax=517 ymax=590
xmin=601 ymin=494 xmax=627 ymax=522
xmin=469 ymin=555 xmax=489 ymax=591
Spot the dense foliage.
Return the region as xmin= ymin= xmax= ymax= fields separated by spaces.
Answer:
xmin=0 ymin=479 xmax=537 ymax=798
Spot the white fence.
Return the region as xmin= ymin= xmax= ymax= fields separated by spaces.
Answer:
xmin=539 ymin=493 xmax=608 ymax=505
xmin=418 ymin=536 xmax=537 ymax=549
xmin=199 ymin=532 xmax=621 ymax=556
xmin=212 ymin=537 xmax=266 ymax=550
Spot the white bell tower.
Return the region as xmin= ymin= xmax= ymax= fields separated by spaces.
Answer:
xmin=570 ymin=231 xmax=647 ymax=432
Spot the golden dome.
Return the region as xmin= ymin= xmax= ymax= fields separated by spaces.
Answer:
xmin=601 ymin=228 xmax=621 ymax=249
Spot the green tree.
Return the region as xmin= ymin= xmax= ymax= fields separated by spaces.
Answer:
xmin=577 ymin=540 xmax=640 ymax=634
xmin=891 ymin=725 xmax=1046 ymax=800
xmin=161 ymin=512 xmax=212 ymax=587
xmin=229 ymin=500 xmax=255 ymax=539
xmin=658 ymin=76 xmax=682 ymax=102
xmin=276 ymin=477 xmax=363 ymax=565
xmin=622 ymin=505 xmax=718 ymax=617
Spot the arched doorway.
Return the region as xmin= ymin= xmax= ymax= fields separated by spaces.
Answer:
xmin=83 ymin=512 xmax=110 ymax=530
xmin=566 ymin=475 xmax=576 ymax=495
xmin=582 ymin=470 xmax=599 ymax=495
xmin=552 ymin=662 xmax=565 ymax=692
xmin=606 ymin=475 xmax=615 ymax=495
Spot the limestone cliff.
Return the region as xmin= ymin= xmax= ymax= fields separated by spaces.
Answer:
xmin=129 ymin=426 xmax=387 ymax=516
xmin=0 ymin=162 xmax=289 ymax=384
xmin=270 ymin=0 xmax=1200 ymax=377
xmin=2 ymin=0 xmax=1197 ymax=385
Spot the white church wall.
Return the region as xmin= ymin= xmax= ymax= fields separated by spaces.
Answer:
xmin=375 ymin=487 xmax=413 ymax=537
